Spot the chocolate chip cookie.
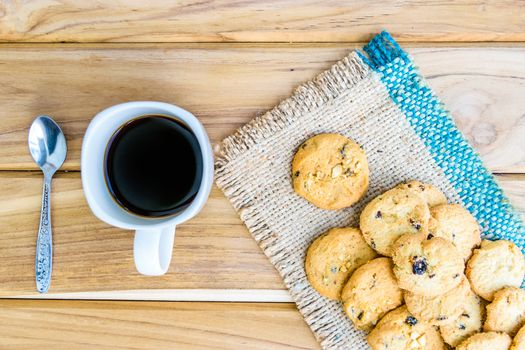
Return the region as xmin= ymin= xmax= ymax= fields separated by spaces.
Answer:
xmin=466 ymin=240 xmax=525 ymax=301
xmin=360 ymin=187 xmax=430 ymax=256
xmin=511 ymin=324 xmax=525 ymax=350
xmin=484 ymin=286 xmax=525 ymax=336
xmin=428 ymin=203 xmax=481 ymax=261
xmin=292 ymin=133 xmax=369 ymax=210
xmin=405 ymin=275 xmax=471 ymax=326
xmin=305 ymin=227 xmax=377 ymax=300
xmin=456 ymin=332 xmax=512 ymax=350
xmin=440 ymin=290 xmax=485 ymax=347
xmin=341 ymin=257 xmax=403 ymax=331
xmin=392 ymin=233 xmax=464 ymax=296
xmin=396 ymin=180 xmax=447 ymax=207
xmin=367 ymin=306 xmax=445 ymax=350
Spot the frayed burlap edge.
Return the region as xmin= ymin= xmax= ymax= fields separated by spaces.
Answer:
xmin=215 ymin=52 xmax=372 ymax=349
xmin=215 ymin=52 xmax=370 ymax=168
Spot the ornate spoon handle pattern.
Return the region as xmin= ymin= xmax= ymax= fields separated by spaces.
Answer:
xmin=35 ymin=176 xmax=52 ymax=293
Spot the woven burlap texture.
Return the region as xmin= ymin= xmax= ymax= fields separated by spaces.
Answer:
xmin=215 ymin=51 xmax=461 ymax=349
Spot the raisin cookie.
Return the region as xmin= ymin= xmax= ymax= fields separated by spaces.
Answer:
xmin=360 ymin=187 xmax=430 ymax=256
xmin=392 ymin=233 xmax=464 ymax=296
xmin=405 ymin=275 xmax=471 ymax=326
xmin=485 ymin=287 xmax=525 ymax=336
xmin=440 ymin=290 xmax=485 ymax=347
xmin=511 ymin=324 xmax=525 ymax=350
xmin=456 ymin=332 xmax=512 ymax=350
xmin=305 ymin=227 xmax=377 ymax=300
xmin=396 ymin=180 xmax=447 ymax=207
xmin=367 ymin=306 xmax=445 ymax=350
xmin=292 ymin=134 xmax=369 ymax=210
xmin=466 ymin=240 xmax=525 ymax=301
xmin=341 ymin=257 xmax=403 ymax=331
xmin=428 ymin=204 xmax=481 ymax=261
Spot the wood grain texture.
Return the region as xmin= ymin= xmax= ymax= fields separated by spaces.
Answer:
xmin=0 ymin=44 xmax=523 ymax=172
xmin=0 ymin=171 xmax=283 ymax=295
xmin=0 ymin=0 xmax=524 ymax=43
xmin=0 ymin=3 xmax=522 ymax=348
xmin=0 ymin=300 xmax=319 ymax=349
xmin=1 ymin=171 xmax=523 ymax=296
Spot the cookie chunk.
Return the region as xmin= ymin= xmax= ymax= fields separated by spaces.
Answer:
xmin=305 ymin=227 xmax=377 ymax=300
xmin=428 ymin=204 xmax=481 ymax=261
xmin=396 ymin=180 xmax=447 ymax=207
xmin=440 ymin=290 xmax=485 ymax=347
xmin=360 ymin=187 xmax=430 ymax=256
xmin=292 ymin=134 xmax=369 ymax=210
xmin=511 ymin=324 xmax=525 ymax=350
xmin=367 ymin=306 xmax=445 ymax=350
xmin=456 ymin=332 xmax=512 ymax=350
xmin=466 ymin=240 xmax=525 ymax=301
xmin=485 ymin=287 xmax=525 ymax=336
xmin=405 ymin=275 xmax=471 ymax=326
xmin=392 ymin=233 xmax=464 ymax=296
xmin=341 ymin=257 xmax=403 ymax=331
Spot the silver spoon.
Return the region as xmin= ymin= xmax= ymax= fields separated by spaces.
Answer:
xmin=28 ymin=115 xmax=67 ymax=293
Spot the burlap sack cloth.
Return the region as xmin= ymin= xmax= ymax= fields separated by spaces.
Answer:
xmin=215 ymin=32 xmax=524 ymax=349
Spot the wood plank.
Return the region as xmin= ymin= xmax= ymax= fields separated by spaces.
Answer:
xmin=0 ymin=171 xmax=284 ymax=295
xmin=0 ymin=171 xmax=523 ymax=297
xmin=0 ymin=45 xmax=523 ymax=172
xmin=0 ymin=1 xmax=524 ymax=43
xmin=0 ymin=300 xmax=319 ymax=350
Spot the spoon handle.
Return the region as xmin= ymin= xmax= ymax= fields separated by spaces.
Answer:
xmin=35 ymin=176 xmax=52 ymax=293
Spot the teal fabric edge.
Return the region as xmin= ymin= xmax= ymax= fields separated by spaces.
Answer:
xmin=359 ymin=31 xmax=525 ymax=253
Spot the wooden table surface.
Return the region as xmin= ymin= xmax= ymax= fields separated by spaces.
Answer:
xmin=1 ymin=1 xmax=524 ymax=349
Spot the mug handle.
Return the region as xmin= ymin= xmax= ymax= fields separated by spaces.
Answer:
xmin=133 ymin=226 xmax=176 ymax=276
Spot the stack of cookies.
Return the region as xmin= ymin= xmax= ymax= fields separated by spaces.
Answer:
xmin=295 ymin=134 xmax=525 ymax=349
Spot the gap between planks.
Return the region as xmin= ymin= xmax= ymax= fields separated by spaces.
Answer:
xmin=0 ymin=42 xmax=525 ymax=49
xmin=1 ymin=0 xmax=524 ymax=44
xmin=2 ymin=289 xmax=293 ymax=302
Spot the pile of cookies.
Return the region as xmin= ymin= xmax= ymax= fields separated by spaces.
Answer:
xmin=294 ymin=133 xmax=525 ymax=349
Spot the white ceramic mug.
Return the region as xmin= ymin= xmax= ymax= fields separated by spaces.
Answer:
xmin=81 ymin=102 xmax=213 ymax=276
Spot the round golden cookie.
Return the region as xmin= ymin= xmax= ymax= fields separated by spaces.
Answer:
xmin=367 ymin=306 xmax=445 ymax=350
xmin=485 ymin=287 xmax=525 ymax=336
xmin=305 ymin=227 xmax=377 ymax=300
xmin=392 ymin=233 xmax=464 ymax=297
xmin=291 ymin=134 xmax=369 ymax=210
xmin=396 ymin=180 xmax=447 ymax=207
xmin=456 ymin=332 xmax=512 ymax=350
xmin=360 ymin=187 xmax=431 ymax=256
xmin=511 ymin=324 xmax=525 ymax=350
xmin=341 ymin=257 xmax=403 ymax=331
xmin=440 ymin=290 xmax=486 ymax=347
xmin=405 ymin=275 xmax=471 ymax=326
xmin=466 ymin=240 xmax=525 ymax=301
xmin=428 ymin=204 xmax=481 ymax=261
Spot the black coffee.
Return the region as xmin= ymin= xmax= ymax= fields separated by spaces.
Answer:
xmin=104 ymin=115 xmax=203 ymax=217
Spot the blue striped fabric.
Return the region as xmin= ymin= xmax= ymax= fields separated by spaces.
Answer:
xmin=360 ymin=31 xmax=525 ymax=252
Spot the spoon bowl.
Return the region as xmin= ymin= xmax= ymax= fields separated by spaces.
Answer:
xmin=28 ymin=115 xmax=67 ymax=293
xmin=28 ymin=116 xmax=67 ymax=174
